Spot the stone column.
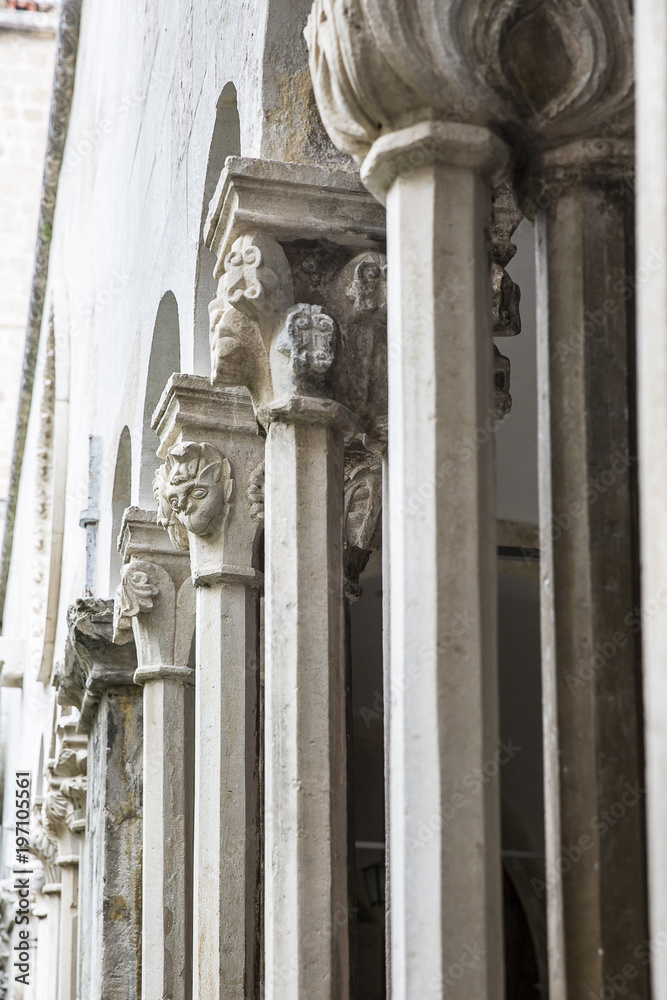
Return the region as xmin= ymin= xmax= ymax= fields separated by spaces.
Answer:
xmin=38 ymin=719 xmax=87 ymax=1000
xmin=30 ymin=800 xmax=62 ymax=1000
xmin=531 ymin=143 xmax=647 ymax=999
xmin=636 ymin=0 xmax=667 ymax=995
xmin=152 ymin=375 xmax=264 ymax=1000
xmin=113 ymin=507 xmax=195 ymax=1000
xmin=54 ymin=599 xmax=142 ymax=1000
xmin=204 ymin=158 xmax=388 ymax=1000
xmin=306 ymin=4 xmax=639 ymax=998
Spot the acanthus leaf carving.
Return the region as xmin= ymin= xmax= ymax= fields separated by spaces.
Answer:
xmin=154 ymin=441 xmax=234 ymax=550
xmin=113 ymin=561 xmax=159 ymax=642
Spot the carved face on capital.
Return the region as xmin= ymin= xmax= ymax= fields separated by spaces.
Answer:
xmin=276 ymin=303 xmax=338 ymax=391
xmin=154 ymin=442 xmax=233 ymax=547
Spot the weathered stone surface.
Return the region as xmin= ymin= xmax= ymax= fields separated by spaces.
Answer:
xmin=115 ymin=508 xmax=195 ymax=1000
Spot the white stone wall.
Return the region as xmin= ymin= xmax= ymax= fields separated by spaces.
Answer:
xmin=0 ymin=20 xmax=56 ymax=533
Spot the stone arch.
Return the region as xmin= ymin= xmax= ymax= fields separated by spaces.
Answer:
xmin=192 ymin=82 xmax=241 ymax=376
xmin=109 ymin=426 xmax=132 ymax=590
xmin=138 ymin=291 xmax=181 ymax=505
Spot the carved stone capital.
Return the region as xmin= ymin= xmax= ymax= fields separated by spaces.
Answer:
xmin=30 ymin=801 xmax=59 ymax=885
xmin=305 ymin=0 xmax=634 ymax=184
xmin=151 ymin=376 xmax=265 ymax=580
xmin=154 ymin=441 xmax=233 ymax=550
xmin=53 ymin=599 xmax=138 ymax=733
xmin=492 ymin=185 xmax=522 ymax=338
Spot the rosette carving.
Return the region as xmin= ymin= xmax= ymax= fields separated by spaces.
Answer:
xmin=154 ymin=441 xmax=233 ymax=550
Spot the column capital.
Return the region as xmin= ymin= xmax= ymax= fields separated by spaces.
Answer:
xmin=113 ymin=507 xmax=195 ymax=672
xmin=152 ymin=376 xmax=265 ymax=581
xmin=305 ymin=0 xmax=634 ymax=186
xmin=361 ymin=121 xmax=510 ymax=203
xmin=53 ymin=599 xmax=138 ymax=733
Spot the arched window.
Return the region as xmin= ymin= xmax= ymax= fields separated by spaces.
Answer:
xmin=109 ymin=426 xmax=132 ymax=590
xmin=192 ymin=83 xmax=240 ymax=375
xmin=138 ymin=291 xmax=181 ymax=505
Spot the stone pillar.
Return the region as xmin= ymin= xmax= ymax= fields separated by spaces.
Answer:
xmin=54 ymin=599 xmax=142 ymax=1000
xmin=370 ymin=123 xmax=507 ymax=1000
xmin=30 ymin=800 xmax=61 ymax=1000
xmin=306 ymin=4 xmax=639 ymax=998
xmin=113 ymin=507 xmax=195 ymax=1000
xmin=37 ymin=719 xmax=87 ymax=1000
xmin=204 ymin=157 xmax=388 ymax=1000
xmin=532 ymin=144 xmax=647 ymax=999
xmin=152 ymin=375 xmax=264 ymax=1000
xmin=636 ymin=1 xmax=667 ymax=995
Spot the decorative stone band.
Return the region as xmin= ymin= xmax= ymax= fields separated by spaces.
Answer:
xmin=257 ymin=395 xmax=359 ymax=436
xmin=133 ymin=664 xmax=196 ymax=686
xmin=360 ymin=121 xmax=511 ymax=203
xmin=193 ymin=565 xmax=264 ymax=589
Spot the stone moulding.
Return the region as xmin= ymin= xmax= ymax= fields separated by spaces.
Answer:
xmin=53 ymin=599 xmax=138 ymax=734
xmin=205 ymin=156 xmax=386 ymax=266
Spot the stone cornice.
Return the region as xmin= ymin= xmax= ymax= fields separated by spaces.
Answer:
xmin=205 ymin=156 xmax=385 ymax=266
xmin=53 ymin=599 xmax=138 ymax=733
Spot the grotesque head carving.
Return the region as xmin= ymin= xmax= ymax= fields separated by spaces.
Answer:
xmin=221 ymin=231 xmax=293 ymax=320
xmin=154 ymin=441 xmax=233 ymax=548
xmin=276 ymin=303 xmax=338 ymax=392
xmin=345 ymin=252 xmax=387 ymax=314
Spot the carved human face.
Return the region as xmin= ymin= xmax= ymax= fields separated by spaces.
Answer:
xmin=155 ymin=441 xmax=232 ymax=542
xmin=166 ymin=464 xmax=224 ymax=537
